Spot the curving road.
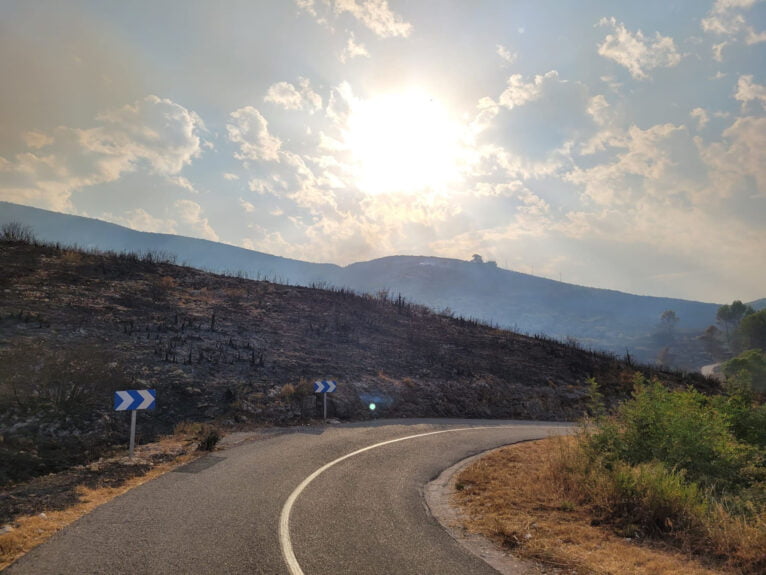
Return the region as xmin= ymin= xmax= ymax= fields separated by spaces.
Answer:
xmin=6 ymin=419 xmax=571 ymax=575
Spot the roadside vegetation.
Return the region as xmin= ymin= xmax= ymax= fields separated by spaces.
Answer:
xmin=456 ymin=374 xmax=766 ymax=574
xmin=456 ymin=296 xmax=766 ymax=573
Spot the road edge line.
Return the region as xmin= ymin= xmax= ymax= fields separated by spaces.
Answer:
xmin=278 ymin=426 xmax=506 ymax=575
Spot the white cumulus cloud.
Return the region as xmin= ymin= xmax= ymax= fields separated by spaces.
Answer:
xmin=264 ymin=78 xmax=323 ymax=112
xmin=0 ymin=95 xmax=205 ymax=210
xmin=496 ymin=44 xmax=517 ymax=65
xmin=690 ymin=107 xmax=710 ymax=129
xmin=227 ymin=107 xmax=282 ymax=163
xmin=735 ymin=75 xmax=766 ymax=108
xmin=597 ymin=17 xmax=682 ymax=79
xmin=297 ymin=0 xmax=412 ymax=38
xmin=333 ymin=0 xmax=412 ymax=38
xmin=174 ymin=199 xmax=219 ymax=241
xmin=499 ymin=71 xmax=559 ymax=109
xmin=264 ymin=82 xmax=303 ymax=110
xmin=340 ymin=32 xmax=370 ymax=62
xmin=702 ymin=0 xmax=766 ymax=45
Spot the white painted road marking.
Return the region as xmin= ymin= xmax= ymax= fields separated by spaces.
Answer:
xmin=278 ymin=426 xmax=514 ymax=575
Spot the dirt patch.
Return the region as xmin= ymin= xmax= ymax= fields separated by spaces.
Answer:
xmin=453 ymin=438 xmax=730 ymax=575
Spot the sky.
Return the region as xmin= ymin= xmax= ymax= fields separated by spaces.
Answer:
xmin=0 ymin=0 xmax=764 ymax=303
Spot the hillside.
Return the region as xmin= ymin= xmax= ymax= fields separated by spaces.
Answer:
xmin=0 ymin=202 xmax=732 ymax=368
xmin=0 ymin=239 xmax=718 ymax=485
xmin=338 ymin=256 xmax=720 ymax=366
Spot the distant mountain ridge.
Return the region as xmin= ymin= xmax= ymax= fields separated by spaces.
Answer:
xmin=0 ymin=201 xmax=742 ymax=366
xmin=0 ymin=201 xmax=339 ymax=286
xmin=339 ymin=255 xmax=720 ymax=363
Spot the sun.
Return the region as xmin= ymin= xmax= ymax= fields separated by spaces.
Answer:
xmin=345 ymin=90 xmax=462 ymax=195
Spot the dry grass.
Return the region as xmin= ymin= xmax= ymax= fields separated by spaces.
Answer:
xmin=454 ymin=438 xmax=731 ymax=575
xmin=0 ymin=436 xmax=201 ymax=571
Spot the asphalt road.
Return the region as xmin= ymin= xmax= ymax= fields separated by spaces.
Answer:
xmin=6 ymin=419 xmax=571 ymax=575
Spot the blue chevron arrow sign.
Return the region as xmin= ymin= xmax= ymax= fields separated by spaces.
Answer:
xmin=313 ymin=380 xmax=337 ymax=393
xmin=114 ymin=389 xmax=156 ymax=411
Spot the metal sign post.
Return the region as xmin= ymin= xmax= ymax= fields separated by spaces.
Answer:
xmin=313 ymin=380 xmax=337 ymax=421
xmin=114 ymin=389 xmax=156 ymax=458
xmin=129 ymin=410 xmax=137 ymax=458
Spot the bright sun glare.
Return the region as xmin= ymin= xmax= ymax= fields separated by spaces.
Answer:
xmin=346 ymin=90 xmax=462 ymax=195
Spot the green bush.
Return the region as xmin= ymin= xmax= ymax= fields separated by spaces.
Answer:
xmin=607 ymin=460 xmax=707 ymax=535
xmin=556 ymin=377 xmax=766 ymax=573
xmin=588 ymin=377 xmax=759 ymax=490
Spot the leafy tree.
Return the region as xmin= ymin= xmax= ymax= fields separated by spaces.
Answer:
xmin=717 ymin=300 xmax=755 ymax=344
xmin=471 ymin=254 xmax=483 ymax=264
xmin=735 ymin=309 xmax=766 ymax=353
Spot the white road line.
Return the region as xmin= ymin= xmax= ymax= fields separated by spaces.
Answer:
xmin=278 ymin=425 xmax=514 ymax=575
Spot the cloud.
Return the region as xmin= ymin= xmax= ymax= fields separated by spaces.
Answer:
xmin=482 ymin=71 xmax=595 ymax=164
xmin=556 ymin=111 xmax=765 ymax=300
xmin=566 ymin=122 xmax=704 ymax=206
xmin=580 ymin=94 xmax=626 ymax=154
xmin=0 ymin=95 xmax=204 ymax=211
xmin=104 ymin=208 xmax=178 ymax=234
xmin=265 ymin=82 xmax=303 ymax=110
xmin=227 ymin=107 xmax=282 ymax=163
xmin=297 ymin=0 xmax=412 ymax=38
xmin=174 ymin=199 xmax=219 ymax=241
xmin=22 ymin=131 xmax=55 ymax=149
xmin=702 ymin=0 xmax=766 ymax=44
xmin=703 ymin=115 xmax=766 ymax=194
xmin=340 ymin=32 xmax=370 ymax=62
xmin=325 ymin=81 xmax=357 ymax=126
xmin=87 ymin=95 xmax=204 ymax=175
xmin=690 ymin=107 xmax=710 ymax=129
xmin=597 ymin=17 xmax=682 ymax=79
xmin=333 ymin=0 xmax=412 ymax=38
xmin=239 ymin=198 xmax=256 ymax=213
xmin=712 ymin=41 xmax=728 ymax=61
xmin=0 ymin=3 xmax=146 ymax=157
xmin=735 ymin=75 xmax=766 ymax=109
xmin=496 ymin=44 xmax=517 ymax=65
xmin=264 ymin=78 xmax=323 ymax=111
xmin=498 ymin=71 xmax=559 ymax=109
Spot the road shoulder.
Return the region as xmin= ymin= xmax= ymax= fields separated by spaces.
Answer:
xmin=425 ymin=447 xmax=544 ymax=575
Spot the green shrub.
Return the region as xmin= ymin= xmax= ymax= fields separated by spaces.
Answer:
xmin=554 ymin=378 xmax=766 ymax=573
xmin=588 ymin=376 xmax=759 ymax=490
xmin=607 ymin=460 xmax=707 ymax=535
